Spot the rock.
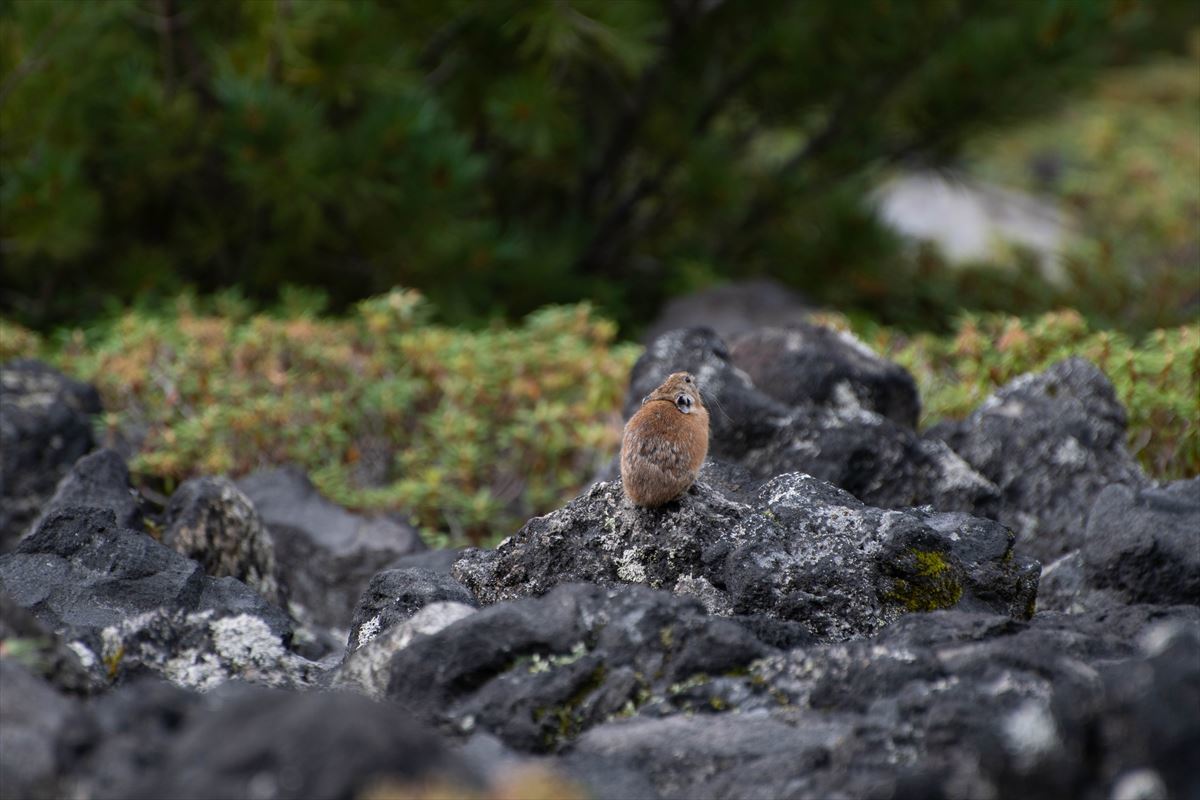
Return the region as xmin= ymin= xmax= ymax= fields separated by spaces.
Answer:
xmin=929 ymin=357 xmax=1150 ymax=562
xmin=642 ymin=279 xmax=811 ymax=345
xmin=729 ymin=323 xmax=920 ymax=428
xmin=453 ymin=474 xmax=1039 ymax=642
xmin=237 ymin=467 xmax=426 ymax=629
xmin=32 ymin=448 xmax=144 ymax=535
xmin=0 ymin=507 xmax=314 ymax=690
xmin=0 ymin=659 xmax=87 ymax=800
xmin=625 ymin=328 xmax=998 ymax=513
xmin=386 ymin=583 xmax=772 ymax=751
xmin=0 ymin=588 xmax=98 ymax=695
xmin=0 ymin=360 xmax=101 ymax=551
xmin=77 ymin=683 xmax=485 ymax=800
xmin=163 ymin=476 xmax=284 ymax=607
xmin=347 ymin=568 xmax=476 ymax=652
xmin=334 ymin=601 xmax=477 ymax=699
xmin=574 ymin=713 xmax=851 ymax=800
xmin=384 ymin=547 xmax=463 ymax=574
xmin=1082 ymin=482 xmax=1200 ymax=605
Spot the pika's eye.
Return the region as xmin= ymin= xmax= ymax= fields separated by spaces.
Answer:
xmin=675 ymin=393 xmax=693 ymax=413
xmin=683 ymin=375 xmax=693 ymax=384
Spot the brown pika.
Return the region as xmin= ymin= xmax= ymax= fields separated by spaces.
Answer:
xmin=620 ymin=371 xmax=710 ymax=507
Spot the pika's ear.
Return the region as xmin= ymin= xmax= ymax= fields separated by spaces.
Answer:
xmin=640 ymin=394 xmax=651 ymax=406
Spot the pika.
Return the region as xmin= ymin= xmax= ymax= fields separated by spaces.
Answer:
xmin=620 ymin=371 xmax=710 ymax=507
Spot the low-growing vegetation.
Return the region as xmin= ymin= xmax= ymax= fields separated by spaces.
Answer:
xmin=4 ymin=290 xmax=639 ymax=545
xmin=861 ymin=310 xmax=1200 ymax=480
xmin=3 ymin=299 xmax=1195 ymax=545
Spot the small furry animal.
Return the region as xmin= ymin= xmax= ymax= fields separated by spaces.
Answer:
xmin=620 ymin=371 xmax=710 ymax=507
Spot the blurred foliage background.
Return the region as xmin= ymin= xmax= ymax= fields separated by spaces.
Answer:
xmin=2 ymin=0 xmax=1198 ymax=544
xmin=2 ymin=0 xmax=1196 ymax=332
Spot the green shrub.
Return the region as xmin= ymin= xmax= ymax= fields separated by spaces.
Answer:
xmin=1 ymin=0 xmax=1171 ymax=331
xmin=4 ymin=301 xmax=1193 ymax=547
xmin=30 ymin=290 xmax=638 ymax=545
xmin=858 ymin=310 xmax=1200 ymax=480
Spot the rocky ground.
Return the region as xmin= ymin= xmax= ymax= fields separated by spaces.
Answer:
xmin=1 ymin=323 xmax=1197 ymax=800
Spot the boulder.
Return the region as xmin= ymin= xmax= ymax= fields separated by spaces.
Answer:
xmin=386 ymin=583 xmax=773 ymax=751
xmin=74 ymin=683 xmax=485 ymax=800
xmin=454 ymin=474 xmax=1039 ymax=642
xmin=729 ymin=323 xmax=920 ymax=428
xmin=346 ymin=567 xmax=476 ymax=652
xmin=163 ymin=476 xmax=284 ymax=607
xmin=0 ymin=360 xmax=101 ymax=551
xmin=32 ymin=448 xmax=144 ymax=535
xmin=571 ymin=604 xmax=1199 ymax=800
xmin=1082 ymin=481 xmax=1200 ymax=605
xmin=0 ymin=659 xmax=88 ymax=800
xmin=0 ymin=508 xmax=314 ymax=690
xmin=642 ymin=279 xmax=811 ymax=345
xmin=334 ymin=601 xmax=477 ymax=699
xmin=928 ymin=357 xmax=1150 ymax=562
xmin=0 ymin=587 xmax=97 ymax=695
xmin=237 ymin=467 xmax=426 ymax=629
xmin=624 ymin=328 xmax=998 ymax=513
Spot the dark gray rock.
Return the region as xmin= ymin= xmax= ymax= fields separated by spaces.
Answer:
xmin=574 ymin=713 xmax=850 ymax=800
xmin=0 ymin=588 xmax=98 ymax=695
xmin=334 ymin=601 xmax=477 ymax=699
xmin=78 ymin=683 xmax=483 ymax=800
xmin=729 ymin=323 xmax=920 ymax=428
xmin=384 ymin=547 xmax=463 ymax=574
xmin=642 ymin=279 xmax=811 ymax=345
xmin=617 ymin=605 xmax=1199 ymax=800
xmin=237 ymin=467 xmax=426 ymax=629
xmin=386 ymin=583 xmax=772 ymax=751
xmin=0 ymin=360 xmax=101 ymax=551
xmin=454 ymin=474 xmax=1039 ymax=642
xmin=347 ymin=567 xmax=476 ymax=652
xmin=0 ymin=659 xmax=87 ymax=800
xmin=929 ymin=357 xmax=1150 ymax=562
xmin=0 ymin=508 xmax=314 ymax=690
xmin=33 ymin=449 xmax=144 ymax=536
xmin=163 ymin=476 xmax=283 ymax=606
xmin=626 ymin=328 xmax=999 ymax=513
xmin=1083 ymin=482 xmax=1200 ymax=605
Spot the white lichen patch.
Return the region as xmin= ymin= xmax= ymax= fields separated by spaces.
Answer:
xmin=355 ymin=614 xmax=384 ymax=648
xmin=617 ymin=548 xmax=648 ymax=583
xmin=1052 ymin=436 xmax=1088 ymax=467
xmin=1110 ymin=768 xmax=1168 ymax=800
xmin=211 ymin=614 xmax=287 ymax=667
xmin=67 ymin=640 xmax=98 ymax=669
xmin=1002 ymin=700 xmax=1060 ymax=771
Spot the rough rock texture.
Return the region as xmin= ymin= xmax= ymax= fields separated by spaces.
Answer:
xmin=0 ymin=508 xmax=314 ymax=690
xmin=0 ymin=359 xmax=101 ymax=551
xmin=0 ymin=659 xmax=88 ymax=800
xmin=347 ymin=567 xmax=476 ymax=652
xmin=164 ymin=476 xmax=284 ymax=607
xmin=642 ymin=279 xmax=810 ymax=345
xmin=929 ymin=357 xmax=1150 ymax=562
xmin=620 ymin=327 xmax=999 ymax=513
xmin=729 ymin=323 xmax=920 ymax=428
xmin=0 ymin=588 xmax=98 ymax=695
xmin=237 ymin=467 xmax=426 ymax=629
xmin=334 ymin=601 xmax=477 ymax=699
xmin=1082 ymin=481 xmax=1200 ymax=605
xmin=386 ymin=583 xmax=773 ymax=751
xmin=573 ymin=606 xmax=1200 ymax=800
xmin=90 ymin=684 xmax=483 ymax=800
xmin=33 ymin=448 xmax=145 ymax=535
xmin=454 ymin=474 xmax=1039 ymax=641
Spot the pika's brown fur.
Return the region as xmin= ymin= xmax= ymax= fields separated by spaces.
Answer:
xmin=620 ymin=371 xmax=710 ymax=507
